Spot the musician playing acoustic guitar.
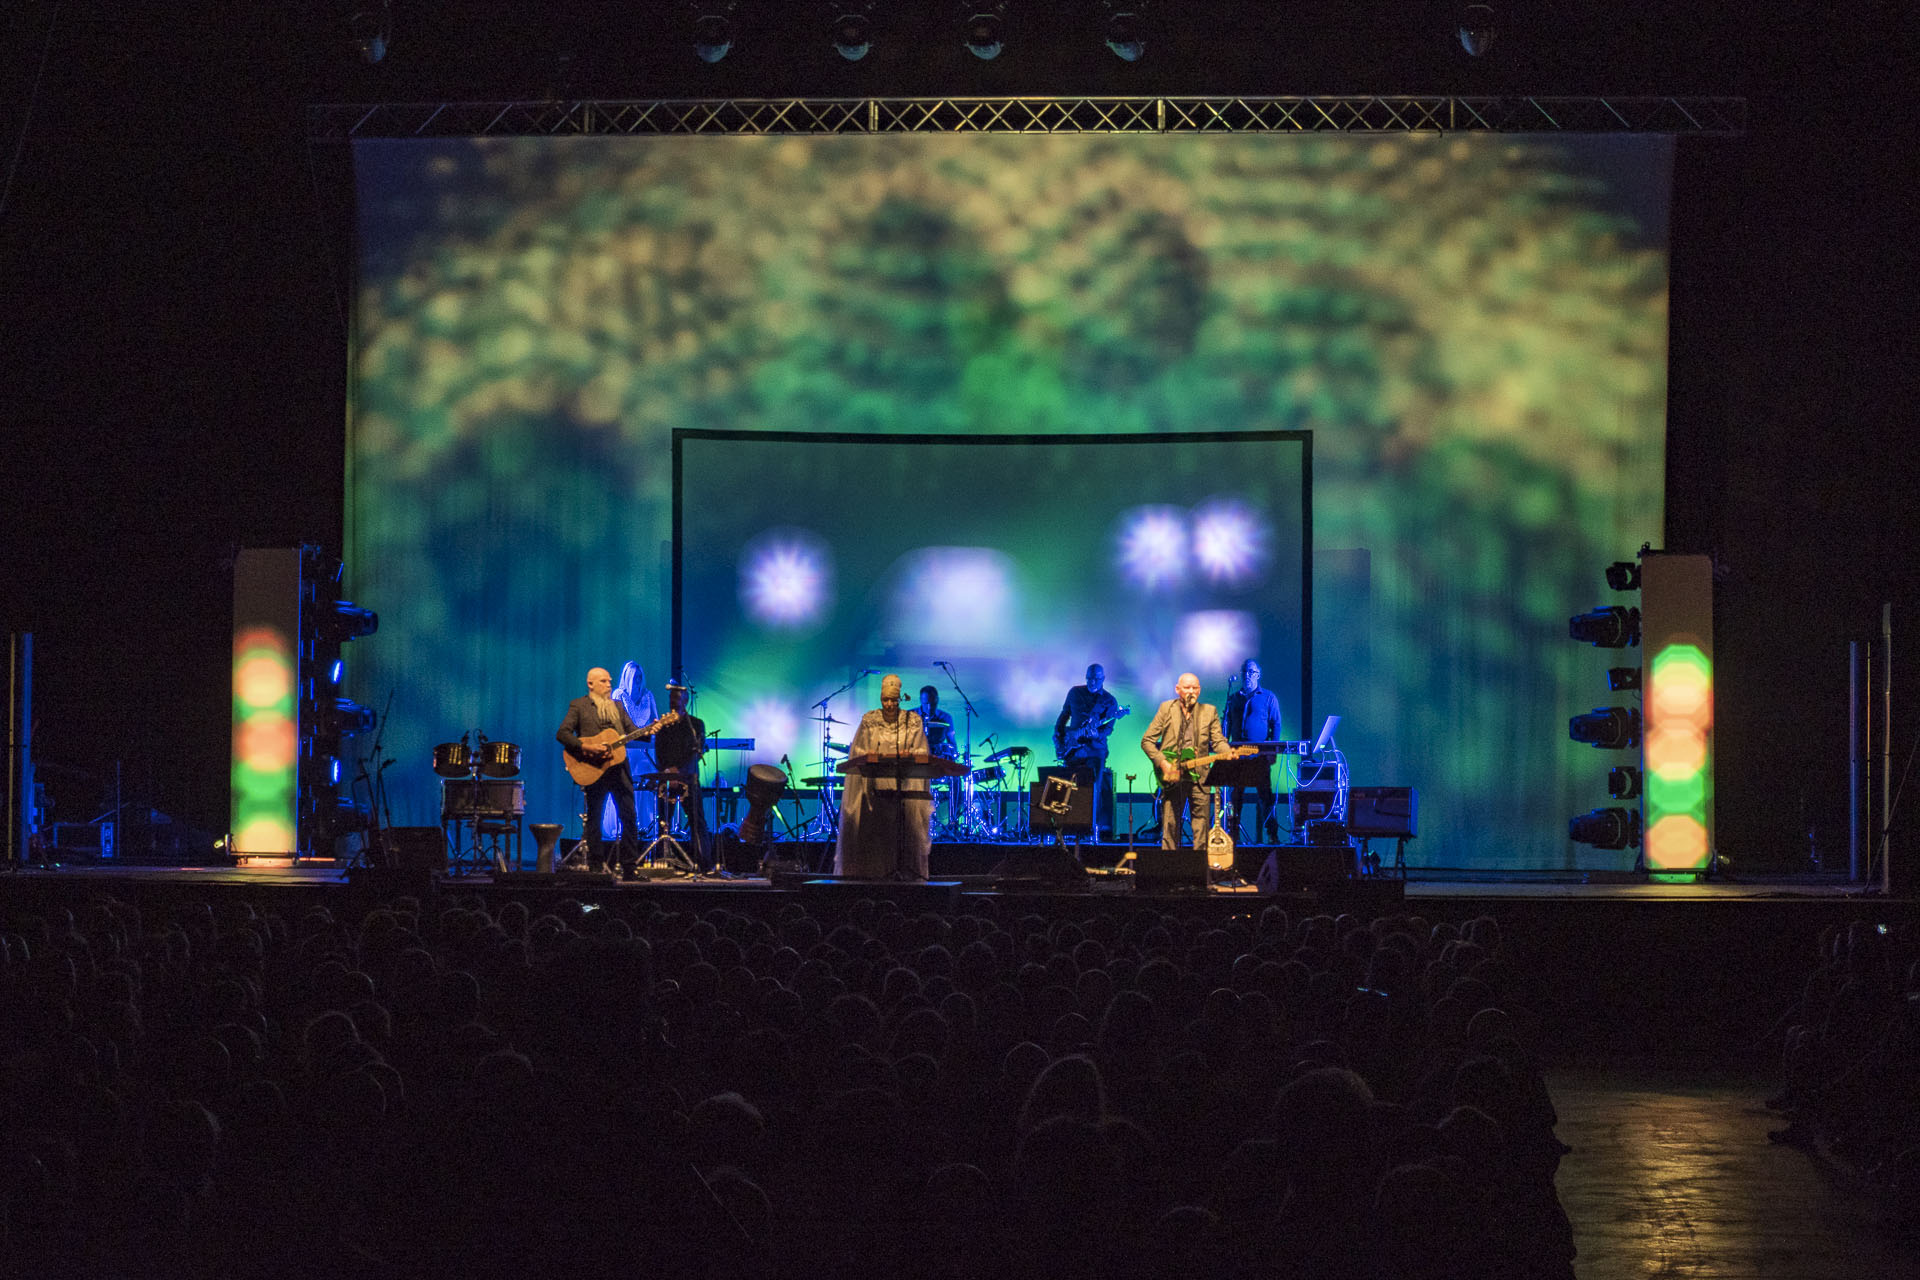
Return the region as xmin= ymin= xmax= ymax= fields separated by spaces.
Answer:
xmin=556 ymin=666 xmax=674 ymax=877
xmin=1140 ymin=672 xmax=1253 ymax=852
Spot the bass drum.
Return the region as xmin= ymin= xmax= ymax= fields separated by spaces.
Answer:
xmin=479 ymin=740 xmax=522 ymax=778
xmin=433 ymin=742 xmax=474 ymax=779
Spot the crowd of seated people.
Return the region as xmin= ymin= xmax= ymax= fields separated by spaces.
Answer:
xmin=1767 ymin=918 xmax=1920 ymax=1224
xmin=0 ymin=890 xmax=1576 ymax=1278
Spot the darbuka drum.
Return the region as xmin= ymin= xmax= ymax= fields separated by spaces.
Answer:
xmin=433 ymin=742 xmax=474 ymax=778
xmin=738 ymin=763 xmax=789 ymax=845
xmin=479 ymin=740 xmax=521 ymax=778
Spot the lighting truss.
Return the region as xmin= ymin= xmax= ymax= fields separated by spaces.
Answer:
xmin=309 ymin=94 xmax=1746 ymax=140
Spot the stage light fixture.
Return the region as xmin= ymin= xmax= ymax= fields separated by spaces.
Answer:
xmin=317 ymin=600 xmax=378 ymax=644
xmin=963 ymin=7 xmax=1006 ymax=60
xmin=1608 ymin=766 xmax=1642 ymax=800
xmin=1606 ymin=666 xmax=1641 ymax=692
xmin=1569 ymin=706 xmax=1641 ymax=750
xmin=832 ymin=9 xmax=874 ymax=60
xmin=319 ymin=697 xmax=377 ymax=738
xmin=1103 ymin=2 xmax=1146 ymax=60
xmin=345 ymin=2 xmax=392 ymax=64
xmin=328 ymin=657 xmax=345 ymax=685
xmin=1457 ymin=3 xmax=1494 ymax=56
xmin=1570 ymin=806 xmax=1640 ymax=850
xmin=1568 ymin=605 xmax=1640 ymax=648
xmin=692 ymin=10 xmax=738 ymax=63
xmin=1606 ymin=560 xmax=1642 ymax=592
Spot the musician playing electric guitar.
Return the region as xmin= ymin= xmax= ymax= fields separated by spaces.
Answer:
xmin=556 ymin=666 xmax=677 ymax=877
xmin=1140 ymin=672 xmax=1254 ymax=852
xmin=1054 ymin=663 xmax=1127 ymax=840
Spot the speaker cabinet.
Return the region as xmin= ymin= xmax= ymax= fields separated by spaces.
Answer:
xmin=1256 ymin=844 xmax=1357 ymax=893
xmin=1348 ymin=786 xmax=1418 ymax=839
xmin=384 ymin=826 xmax=448 ymax=873
xmin=1134 ymin=845 xmax=1209 ymax=893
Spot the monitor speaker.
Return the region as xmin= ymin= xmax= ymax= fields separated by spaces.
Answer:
xmin=1256 ymin=844 xmax=1356 ymax=893
xmin=1134 ymin=845 xmax=1208 ymax=893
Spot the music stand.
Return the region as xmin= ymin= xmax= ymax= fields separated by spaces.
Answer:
xmin=838 ymin=755 xmax=965 ymax=879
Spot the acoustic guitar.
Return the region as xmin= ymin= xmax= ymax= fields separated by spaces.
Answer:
xmin=562 ymin=711 xmax=680 ymax=787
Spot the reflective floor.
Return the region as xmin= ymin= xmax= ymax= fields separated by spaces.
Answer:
xmin=1552 ymin=1067 xmax=1916 ymax=1280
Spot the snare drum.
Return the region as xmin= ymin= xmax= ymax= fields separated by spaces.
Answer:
xmin=433 ymin=742 xmax=474 ymax=778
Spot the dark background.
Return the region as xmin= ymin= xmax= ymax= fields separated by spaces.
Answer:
xmin=1 ymin=1 xmax=1911 ymax=870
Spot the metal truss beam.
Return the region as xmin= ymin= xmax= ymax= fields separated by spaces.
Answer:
xmin=310 ymin=95 xmax=1745 ymax=140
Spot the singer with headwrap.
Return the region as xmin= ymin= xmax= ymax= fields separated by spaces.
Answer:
xmin=834 ymin=673 xmax=934 ymax=879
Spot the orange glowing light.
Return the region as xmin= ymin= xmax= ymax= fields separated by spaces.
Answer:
xmin=238 ymin=714 xmax=299 ymax=772
xmin=1645 ymin=814 xmax=1709 ymax=868
xmin=1645 ymin=724 xmax=1708 ymax=779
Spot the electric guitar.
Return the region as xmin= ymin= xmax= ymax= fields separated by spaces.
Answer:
xmin=1059 ymin=706 xmax=1130 ymax=758
xmin=562 ymin=711 xmax=681 ymax=787
xmin=1163 ymin=744 xmax=1259 ymax=777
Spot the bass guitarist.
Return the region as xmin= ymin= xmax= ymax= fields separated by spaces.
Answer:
xmin=556 ymin=666 xmax=666 ymax=877
xmin=1054 ymin=663 xmax=1126 ymax=841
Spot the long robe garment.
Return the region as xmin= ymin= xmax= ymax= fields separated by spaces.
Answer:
xmin=833 ymin=708 xmax=934 ymax=879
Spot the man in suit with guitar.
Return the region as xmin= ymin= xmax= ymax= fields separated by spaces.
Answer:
xmin=1141 ymin=672 xmax=1251 ymax=851
xmin=556 ymin=667 xmax=653 ymax=876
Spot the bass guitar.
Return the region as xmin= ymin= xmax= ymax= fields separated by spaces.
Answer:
xmin=1060 ymin=706 xmax=1130 ymax=758
xmin=562 ymin=711 xmax=680 ymax=787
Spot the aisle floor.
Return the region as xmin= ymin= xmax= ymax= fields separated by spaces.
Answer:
xmin=1551 ymin=1067 xmax=1917 ymax=1280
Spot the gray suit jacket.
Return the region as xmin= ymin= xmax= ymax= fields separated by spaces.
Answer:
xmin=1141 ymin=699 xmax=1229 ymax=784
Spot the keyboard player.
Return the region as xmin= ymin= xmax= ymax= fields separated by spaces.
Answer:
xmin=1223 ymin=659 xmax=1283 ymax=843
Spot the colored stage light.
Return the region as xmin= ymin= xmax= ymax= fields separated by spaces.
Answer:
xmin=1570 ymin=806 xmax=1639 ymax=850
xmin=232 ymin=619 xmax=298 ymax=855
xmin=741 ymin=531 xmax=833 ymax=628
xmin=329 ymin=658 xmax=345 ymax=685
xmin=1178 ymin=610 xmax=1257 ymax=671
xmin=1645 ymin=813 xmax=1708 ymax=866
xmin=1605 ymin=560 xmax=1641 ymax=591
xmin=1190 ymin=498 xmax=1269 ymax=587
xmin=1643 ymin=637 xmax=1713 ymax=873
xmin=1568 ymin=606 xmax=1640 ymax=648
xmin=1607 ymin=765 xmax=1642 ymax=800
xmin=1117 ymin=506 xmax=1188 ymax=589
xmin=1568 ymin=706 xmax=1640 ymax=750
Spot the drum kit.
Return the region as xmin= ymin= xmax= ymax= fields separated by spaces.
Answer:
xmin=795 ymin=664 xmax=1042 ymax=842
xmin=433 ymin=731 xmax=524 ymax=873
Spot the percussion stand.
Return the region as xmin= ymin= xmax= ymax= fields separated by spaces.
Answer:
xmin=637 ymin=776 xmax=700 ymax=873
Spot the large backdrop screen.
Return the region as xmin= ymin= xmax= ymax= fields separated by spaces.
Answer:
xmin=348 ymin=131 xmax=1671 ymax=869
xmin=675 ymin=430 xmax=1308 ymax=787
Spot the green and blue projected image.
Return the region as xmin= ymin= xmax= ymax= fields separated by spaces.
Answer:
xmin=347 ymin=131 xmax=1670 ymax=868
xmin=676 ymin=431 xmax=1307 ymax=782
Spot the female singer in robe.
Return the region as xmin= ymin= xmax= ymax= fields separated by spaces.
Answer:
xmin=834 ymin=673 xmax=934 ymax=879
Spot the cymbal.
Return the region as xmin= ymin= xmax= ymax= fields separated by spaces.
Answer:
xmin=811 ymin=713 xmax=843 ymax=724
xmin=984 ymin=745 xmax=1031 ymax=763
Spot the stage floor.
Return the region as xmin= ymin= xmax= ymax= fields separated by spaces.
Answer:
xmin=0 ymin=860 xmax=1881 ymax=902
